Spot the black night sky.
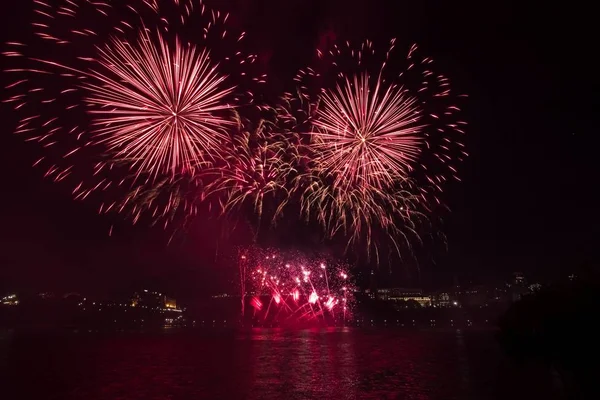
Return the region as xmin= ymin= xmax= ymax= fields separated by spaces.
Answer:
xmin=0 ymin=1 xmax=597 ymax=299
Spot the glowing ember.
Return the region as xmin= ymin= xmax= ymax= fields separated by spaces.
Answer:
xmin=325 ymin=297 xmax=336 ymax=311
xmin=250 ymin=297 xmax=263 ymax=311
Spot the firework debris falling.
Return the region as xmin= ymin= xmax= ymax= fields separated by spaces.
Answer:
xmin=204 ymin=116 xmax=298 ymax=227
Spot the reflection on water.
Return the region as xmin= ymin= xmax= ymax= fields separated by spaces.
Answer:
xmin=2 ymin=328 xmax=563 ymax=399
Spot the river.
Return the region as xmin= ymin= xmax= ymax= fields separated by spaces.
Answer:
xmin=1 ymin=328 xmax=564 ymax=399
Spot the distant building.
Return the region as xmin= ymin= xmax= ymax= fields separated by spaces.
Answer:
xmin=164 ymin=297 xmax=177 ymax=309
xmin=368 ymin=270 xmax=377 ymax=300
xmin=365 ymin=288 xmax=432 ymax=307
xmin=1 ymin=294 xmax=19 ymax=306
xmin=528 ymin=283 xmax=542 ymax=293
xmin=460 ymin=285 xmax=490 ymax=307
xmin=453 ymin=276 xmax=461 ymax=299
xmin=211 ymin=294 xmax=232 ymax=299
xmin=435 ymin=292 xmax=452 ymax=307
xmin=513 ymin=272 xmax=526 ymax=286
xmin=131 ymin=290 xmax=181 ymax=312
xmin=511 ymin=273 xmax=528 ymax=302
xmin=490 ymin=287 xmax=509 ymax=304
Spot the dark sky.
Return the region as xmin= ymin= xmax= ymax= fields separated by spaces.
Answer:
xmin=0 ymin=0 xmax=597 ymax=297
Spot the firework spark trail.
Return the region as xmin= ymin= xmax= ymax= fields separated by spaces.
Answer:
xmin=204 ymin=117 xmax=298 ymax=226
xmin=105 ymin=173 xmax=204 ymax=230
xmin=240 ymin=248 xmax=354 ymax=325
xmin=299 ymin=175 xmax=425 ymax=262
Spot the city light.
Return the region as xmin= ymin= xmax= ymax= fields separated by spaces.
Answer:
xmin=1 ymin=294 xmax=19 ymax=306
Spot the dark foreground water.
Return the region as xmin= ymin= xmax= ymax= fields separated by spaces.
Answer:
xmin=1 ymin=328 xmax=564 ymax=400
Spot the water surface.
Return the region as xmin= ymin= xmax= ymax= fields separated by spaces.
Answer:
xmin=1 ymin=328 xmax=562 ymax=399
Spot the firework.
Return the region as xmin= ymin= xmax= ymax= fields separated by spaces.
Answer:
xmin=277 ymin=40 xmax=467 ymax=257
xmin=299 ymin=176 xmax=425 ymax=261
xmin=307 ymin=40 xmax=467 ymax=193
xmin=111 ymin=174 xmax=204 ymax=229
xmin=204 ymin=117 xmax=299 ymax=227
xmin=312 ymin=72 xmax=423 ymax=190
xmin=86 ymin=29 xmax=235 ymax=179
xmin=3 ymin=0 xmax=264 ymax=226
xmin=239 ymin=247 xmax=355 ymax=326
xmin=4 ymin=1 xmax=466 ymax=261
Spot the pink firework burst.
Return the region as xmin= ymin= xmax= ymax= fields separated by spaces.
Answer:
xmin=312 ymin=72 xmax=423 ymax=190
xmin=277 ymin=39 xmax=467 ymax=259
xmin=86 ymin=29 xmax=235 ymax=180
xmin=3 ymin=0 xmax=264 ymax=228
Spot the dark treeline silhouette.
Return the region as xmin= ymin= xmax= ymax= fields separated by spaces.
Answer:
xmin=498 ymin=266 xmax=600 ymax=399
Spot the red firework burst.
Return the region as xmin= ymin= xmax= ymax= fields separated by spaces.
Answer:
xmin=277 ymin=39 xmax=467 ymax=258
xmin=312 ymin=72 xmax=423 ymax=190
xmin=86 ymin=29 xmax=235 ymax=179
xmin=3 ymin=0 xmax=264 ymax=227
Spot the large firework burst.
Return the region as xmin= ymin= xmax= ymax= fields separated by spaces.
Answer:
xmin=312 ymin=72 xmax=423 ymax=190
xmin=87 ymin=29 xmax=235 ymax=179
xmin=278 ymin=40 xmax=467 ymax=258
xmin=3 ymin=0 xmax=264 ymax=227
